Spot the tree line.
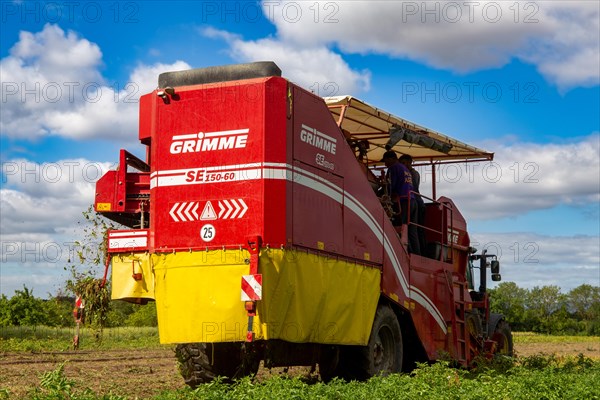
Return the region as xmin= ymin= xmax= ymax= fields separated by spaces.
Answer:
xmin=0 ymin=286 xmax=157 ymax=328
xmin=488 ymin=282 xmax=600 ymax=335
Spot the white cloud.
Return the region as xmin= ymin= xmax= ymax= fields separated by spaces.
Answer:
xmin=8 ymin=23 xmax=103 ymax=82
xmin=419 ymin=134 xmax=600 ymax=220
xmin=202 ymin=27 xmax=370 ymax=95
xmin=472 ymin=232 xmax=600 ymax=291
xmin=0 ymin=158 xmax=111 ymax=235
xmin=262 ymin=1 xmax=599 ymax=90
xmin=521 ymin=2 xmax=600 ymax=89
xmin=0 ymin=24 xmax=191 ymax=141
xmin=0 ymin=158 xmax=114 ymax=297
xmin=129 ymin=60 xmax=192 ymax=96
xmin=0 ymin=271 xmax=59 ymax=298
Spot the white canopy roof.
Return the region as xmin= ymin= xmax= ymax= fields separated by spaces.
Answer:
xmin=324 ymin=96 xmax=493 ymax=165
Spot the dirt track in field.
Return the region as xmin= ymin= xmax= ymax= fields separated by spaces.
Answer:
xmin=0 ymin=349 xmax=181 ymax=399
xmin=1 ymin=341 xmax=598 ymax=399
xmin=513 ymin=340 xmax=600 ymax=359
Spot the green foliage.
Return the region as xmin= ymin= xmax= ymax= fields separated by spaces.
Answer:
xmin=569 ymin=284 xmax=600 ymax=318
xmin=488 ymin=282 xmax=528 ymax=330
xmin=39 ymin=363 xmax=75 ymax=396
xmin=489 ymin=282 xmax=600 ymax=335
xmin=0 ymin=326 xmax=164 ymax=352
xmin=513 ymin=331 xmax=600 ymax=344
xmin=103 ymin=301 xmax=158 ymax=328
xmin=0 ymin=286 xmax=46 ymax=326
xmin=42 ymin=296 xmax=76 ymax=327
xmin=125 ymin=302 xmax=158 ymax=327
xmin=74 ymin=204 xmax=119 ymax=267
xmin=0 ymin=286 xmax=157 ymax=330
xmin=105 ymin=301 xmax=136 ymax=327
xmin=22 ymin=355 xmax=600 ymax=400
xmin=569 ymin=284 xmax=600 ymax=335
xmin=0 ymin=288 xmax=74 ymax=328
xmin=163 ymin=356 xmax=600 ymax=399
xmin=62 ymin=205 xmax=122 ymax=339
xmin=66 ymin=277 xmax=110 ymax=332
xmin=526 ymin=285 xmax=566 ymax=333
xmin=29 ymin=363 xmax=127 ymax=400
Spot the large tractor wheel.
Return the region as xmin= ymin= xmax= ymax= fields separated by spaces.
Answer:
xmin=318 ymin=345 xmax=344 ymax=382
xmin=465 ymin=311 xmax=484 ymax=338
xmin=176 ymin=342 xmax=259 ymax=388
xmin=490 ymin=319 xmax=514 ymax=356
xmin=356 ymin=304 xmax=403 ymax=379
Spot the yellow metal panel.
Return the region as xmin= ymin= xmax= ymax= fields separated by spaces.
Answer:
xmin=150 ymin=249 xmax=381 ymax=345
xmin=111 ymin=253 xmax=154 ymax=301
xmin=153 ymin=250 xmax=252 ymax=344
xmin=257 ymin=250 xmax=380 ymax=345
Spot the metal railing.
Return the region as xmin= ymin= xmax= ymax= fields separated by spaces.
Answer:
xmin=405 ymin=191 xmax=454 ymax=262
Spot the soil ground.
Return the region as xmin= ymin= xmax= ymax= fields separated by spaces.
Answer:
xmin=513 ymin=339 xmax=600 ymax=358
xmin=1 ymin=340 xmax=598 ymax=399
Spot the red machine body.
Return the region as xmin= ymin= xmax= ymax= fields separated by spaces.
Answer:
xmin=95 ymin=62 xmax=511 ymax=383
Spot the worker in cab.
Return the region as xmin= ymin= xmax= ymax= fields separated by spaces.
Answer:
xmin=399 ymin=154 xmax=427 ymax=254
xmin=382 ymin=151 xmax=421 ymax=255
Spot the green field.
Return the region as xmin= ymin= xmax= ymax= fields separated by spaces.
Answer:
xmin=1 ymin=328 xmax=599 ymax=400
xmin=18 ymin=356 xmax=600 ymax=400
xmin=513 ymin=331 xmax=600 ymax=344
xmin=0 ymin=326 xmax=164 ymax=352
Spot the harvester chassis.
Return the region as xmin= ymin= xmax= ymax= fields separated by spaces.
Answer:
xmin=94 ymin=61 xmax=513 ymax=386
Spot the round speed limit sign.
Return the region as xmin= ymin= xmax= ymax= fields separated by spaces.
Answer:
xmin=200 ymin=224 xmax=216 ymax=242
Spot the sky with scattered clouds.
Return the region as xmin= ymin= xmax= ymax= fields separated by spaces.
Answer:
xmin=1 ymin=1 xmax=599 ymax=297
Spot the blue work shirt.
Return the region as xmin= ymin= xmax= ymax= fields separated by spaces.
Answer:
xmin=388 ymin=162 xmax=414 ymax=199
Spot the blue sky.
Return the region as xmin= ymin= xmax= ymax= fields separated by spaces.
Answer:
xmin=1 ymin=1 xmax=599 ymax=297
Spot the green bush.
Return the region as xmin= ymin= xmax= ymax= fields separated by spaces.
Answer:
xmin=489 ymin=282 xmax=600 ymax=335
xmin=125 ymin=302 xmax=158 ymax=327
xmin=0 ymin=287 xmax=74 ymax=328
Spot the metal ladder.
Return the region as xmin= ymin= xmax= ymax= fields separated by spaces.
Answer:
xmin=444 ymin=271 xmax=468 ymax=366
xmin=453 ymin=279 xmax=469 ymax=365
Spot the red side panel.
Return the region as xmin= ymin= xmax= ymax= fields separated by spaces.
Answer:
xmin=139 ymin=93 xmax=155 ymax=146
xmin=95 ymin=170 xmax=118 ymax=209
xmin=289 ymin=86 xmax=385 ymax=264
xmin=291 ymin=86 xmax=344 ymax=253
xmin=95 ymin=149 xmax=150 ymax=226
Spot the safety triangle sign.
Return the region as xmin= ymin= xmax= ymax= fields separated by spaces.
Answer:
xmin=200 ymin=201 xmax=217 ymax=220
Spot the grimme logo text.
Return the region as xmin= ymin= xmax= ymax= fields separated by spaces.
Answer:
xmin=170 ymin=128 xmax=249 ymax=154
xmin=300 ymin=124 xmax=337 ymax=155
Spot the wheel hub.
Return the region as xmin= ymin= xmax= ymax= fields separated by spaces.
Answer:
xmin=373 ymin=325 xmax=394 ymax=371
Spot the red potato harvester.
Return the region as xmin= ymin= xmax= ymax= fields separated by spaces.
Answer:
xmin=95 ymin=62 xmax=512 ymax=386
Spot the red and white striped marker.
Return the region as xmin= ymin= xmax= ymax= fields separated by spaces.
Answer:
xmin=241 ymin=274 xmax=262 ymax=301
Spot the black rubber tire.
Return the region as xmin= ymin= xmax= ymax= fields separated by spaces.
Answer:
xmin=318 ymin=345 xmax=341 ymax=382
xmin=176 ymin=342 xmax=259 ymax=388
xmin=465 ymin=311 xmax=484 ymax=338
xmin=491 ymin=320 xmax=514 ymax=356
xmin=356 ymin=304 xmax=403 ymax=380
xmin=319 ymin=344 xmax=363 ymax=382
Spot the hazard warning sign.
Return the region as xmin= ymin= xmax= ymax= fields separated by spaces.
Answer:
xmin=200 ymin=201 xmax=217 ymax=220
xmin=241 ymin=274 xmax=262 ymax=301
